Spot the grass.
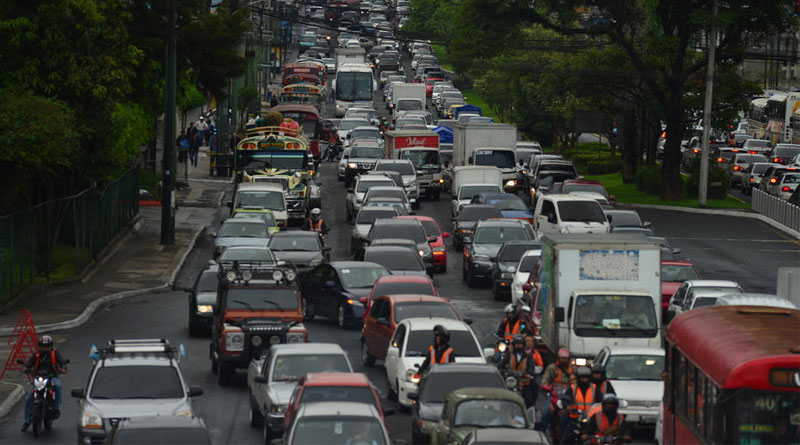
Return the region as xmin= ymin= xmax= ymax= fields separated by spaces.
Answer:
xmin=31 ymin=244 xmax=79 ymax=285
xmin=585 ymin=173 xmax=750 ymax=209
xmin=140 ymin=170 xmax=161 ymax=196
xmin=461 ymin=89 xmax=502 ymax=123
xmin=431 ymin=44 xmax=454 ymax=72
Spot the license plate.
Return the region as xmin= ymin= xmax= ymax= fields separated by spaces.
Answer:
xmin=418 ymin=174 xmax=433 ymax=181
xmin=640 ymin=415 xmax=657 ymax=424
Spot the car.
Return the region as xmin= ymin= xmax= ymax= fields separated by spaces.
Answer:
xmin=741 ymin=138 xmax=772 ymax=154
xmin=218 ymin=245 xmax=276 ymax=264
xmin=451 ymin=204 xmax=503 ymax=251
xmin=247 ymin=343 xmax=353 ymax=441
xmin=395 ymin=215 xmax=450 ymax=272
xmin=510 ymin=249 xmax=541 ymax=306
xmin=605 ymin=209 xmax=654 ymax=235
xmin=337 ymin=117 xmax=371 ymax=142
xmin=430 ymin=387 xmax=530 ymax=444
xmin=532 ymin=194 xmax=610 ymax=236
xmin=356 ymin=245 xmax=432 ymax=277
xmin=451 ymin=184 xmax=504 ymax=218
xmin=463 ymin=219 xmax=536 ymax=288
xmin=593 ymin=346 xmax=666 ymax=426
xmin=715 ymin=293 xmax=798 ymax=309
xmin=409 ymin=363 xmax=506 ymax=444
xmin=230 ymin=182 xmax=288 ymax=226
xmin=725 ymin=152 xmax=768 ymax=186
xmin=213 ymin=218 xmax=270 ymax=259
xmin=461 ymin=427 xmax=550 ymax=445
xmin=184 ymin=266 xmax=218 ymax=336
xmin=345 ymin=126 xmax=383 ymax=148
xmin=741 ymin=162 xmax=780 ymax=195
xmin=363 ymin=186 xmax=413 ymax=215
xmin=469 ymin=192 xmax=533 ymax=223
xmin=361 ymin=295 xmax=463 ymax=368
xmin=528 ymin=170 xmax=578 ymax=207
xmin=491 ymin=241 xmax=541 ymax=301
xmin=283 ymin=372 xmax=390 ymax=432
xmin=660 ymin=260 xmax=701 ymax=313
xmin=346 ymin=174 xmax=398 ymax=221
xmin=351 ymin=206 xmax=401 ymax=253
xmin=667 ymin=280 xmax=743 ymax=321
xmin=107 ymin=416 xmax=211 ymax=445
xmin=373 ymin=159 xmax=419 ymax=208
xmin=759 ymin=165 xmax=800 ymax=195
xmin=282 ymin=402 xmax=390 ymax=445
xmin=769 ymin=172 xmax=800 ymax=199
xmin=343 ymin=143 xmax=385 ymax=187
xmin=386 ymin=319 xmax=494 ymax=409
xmin=300 ymin=262 xmax=392 ymax=328
xmin=367 ymin=218 xmax=434 ymax=264
xmin=561 ymin=179 xmax=613 ymax=201
xmin=769 ymin=143 xmax=800 ymax=165
xmin=362 ymin=275 xmax=438 ymax=319
xmin=268 ymin=231 xmax=330 ymax=273
xmin=344 ymin=108 xmax=380 ymax=127
xmin=72 ymin=339 xmax=204 ymax=445
xmin=231 ymin=208 xmax=281 ymax=235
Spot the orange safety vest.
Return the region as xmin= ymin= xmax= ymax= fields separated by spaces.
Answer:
xmin=596 ymin=380 xmax=609 ymax=396
xmin=553 ymin=364 xmax=574 ymax=385
xmin=570 ymin=383 xmax=596 ymax=418
xmin=307 ymin=218 xmax=324 ymax=232
xmin=503 ymin=318 xmax=520 ymax=340
xmin=510 ymin=354 xmax=531 ymax=386
xmin=429 ymin=345 xmax=453 ymax=364
xmin=527 ymin=349 xmax=544 ymax=367
xmin=34 ymin=350 xmax=59 ymax=374
xmin=594 ymin=409 xmax=623 ymax=435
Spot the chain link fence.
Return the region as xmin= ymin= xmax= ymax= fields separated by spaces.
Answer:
xmin=0 ymin=169 xmax=140 ymax=305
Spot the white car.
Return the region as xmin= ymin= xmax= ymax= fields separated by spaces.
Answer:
xmin=667 ymin=280 xmax=743 ymax=320
xmin=511 ymin=249 xmax=541 ymax=305
xmin=346 ymin=174 xmax=398 ymax=221
xmin=337 ymin=147 xmax=352 ymax=181
xmin=385 ymin=318 xmax=493 ymax=408
xmin=593 ymin=346 xmax=665 ymax=426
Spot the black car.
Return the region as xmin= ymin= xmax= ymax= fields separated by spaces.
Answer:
xmin=408 ymin=364 xmax=505 ymax=445
xmin=184 ymin=266 xmax=218 ymax=336
xmin=463 ymin=220 xmax=535 ymax=288
xmin=451 ymin=205 xmax=503 ymax=251
xmin=300 ymin=261 xmax=391 ymax=328
xmin=356 ymin=245 xmax=431 ymax=277
xmin=491 ymin=241 xmax=541 ymax=301
xmin=268 ymin=231 xmax=330 ymax=273
xmin=368 ymin=219 xmax=434 ymax=264
xmin=108 ymin=416 xmax=211 ymax=445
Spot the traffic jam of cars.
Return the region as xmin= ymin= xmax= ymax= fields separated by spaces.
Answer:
xmin=30 ymin=1 xmax=799 ymax=445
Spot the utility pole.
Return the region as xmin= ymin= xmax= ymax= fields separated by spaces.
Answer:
xmin=698 ymin=0 xmax=718 ymax=206
xmin=161 ymin=0 xmax=177 ymax=244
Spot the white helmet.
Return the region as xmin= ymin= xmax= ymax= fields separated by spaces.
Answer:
xmin=520 ymin=305 xmax=531 ymax=313
xmin=311 ymin=208 xmax=321 ymax=216
xmin=504 ymin=304 xmax=516 ymax=315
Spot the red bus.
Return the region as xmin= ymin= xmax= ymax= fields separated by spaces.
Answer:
xmin=663 ymin=305 xmax=800 ymax=444
xmin=270 ymin=104 xmax=321 ymax=160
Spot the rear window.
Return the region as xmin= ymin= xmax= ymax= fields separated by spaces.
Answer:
xmin=375 ymin=162 xmax=415 ymax=176
xmin=367 ymin=189 xmax=406 ymax=201
xmin=91 ymin=366 xmax=184 ymax=399
xmin=366 ymin=250 xmax=423 ymax=271
xmin=372 ymin=224 xmax=426 ymax=243
xmin=499 ymin=244 xmax=538 ymax=262
xmin=394 ymin=302 xmax=458 ymax=322
xmin=357 ymin=179 xmax=394 ymax=193
xmin=373 ymin=281 xmax=434 ymax=296
xmin=557 ymin=201 xmax=606 ymax=223
xmin=474 ymin=226 xmax=530 ymax=244
xmin=405 ymin=330 xmax=480 ymax=359
xmin=774 ymin=146 xmax=800 ymax=157
xmin=419 ymin=371 xmax=504 ymax=403
xmin=356 ymin=209 xmax=398 ymax=224
xmin=735 ymin=154 xmax=767 ymax=163
xmin=457 ymin=206 xmax=503 ymax=221
xmin=300 ymin=386 xmax=376 ymax=407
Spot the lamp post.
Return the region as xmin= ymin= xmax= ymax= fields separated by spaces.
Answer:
xmin=161 ymin=0 xmax=177 ymax=245
xmin=698 ymin=0 xmax=718 ymax=206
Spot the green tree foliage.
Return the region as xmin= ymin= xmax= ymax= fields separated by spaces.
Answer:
xmin=237 ymin=85 xmax=260 ymax=122
xmin=178 ymin=72 xmax=206 ymax=128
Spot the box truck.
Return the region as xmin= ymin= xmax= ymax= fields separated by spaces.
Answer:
xmin=384 ymin=130 xmax=443 ymax=199
xmin=452 ymin=122 xmax=518 ymax=191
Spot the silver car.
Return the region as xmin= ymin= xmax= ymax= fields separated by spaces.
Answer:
xmin=363 ymin=186 xmax=412 ymax=215
xmin=214 ymin=219 xmax=270 ymax=259
xmin=373 ymin=160 xmax=419 ymax=209
xmin=346 ymin=175 xmax=398 ymax=221
xmin=351 ymin=206 xmax=401 ymax=253
xmin=73 ymin=339 xmax=203 ymax=444
xmin=283 ymin=402 xmax=390 ymax=445
xmin=741 ymin=162 xmax=780 ymax=195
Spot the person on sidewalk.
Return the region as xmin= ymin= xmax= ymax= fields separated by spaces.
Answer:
xmin=176 ymin=130 xmax=190 ymax=164
xmin=194 ymin=116 xmax=209 ymax=145
xmin=189 ymin=126 xmax=201 ymax=167
xmin=22 ymin=336 xmax=68 ymax=432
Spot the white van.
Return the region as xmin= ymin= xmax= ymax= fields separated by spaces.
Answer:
xmin=532 ymin=194 xmax=610 ymax=236
xmin=230 ymin=183 xmax=288 ymax=227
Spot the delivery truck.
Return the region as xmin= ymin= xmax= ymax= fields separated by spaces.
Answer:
xmin=390 ymin=83 xmax=426 ymax=121
xmin=452 ymin=122 xmax=518 ymax=191
xmin=449 ymin=166 xmax=503 ymax=217
xmin=384 ymin=130 xmax=443 ymax=199
xmin=538 ymin=234 xmax=663 ymax=361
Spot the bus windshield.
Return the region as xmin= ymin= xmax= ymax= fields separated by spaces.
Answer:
xmin=733 ymin=391 xmax=800 ymax=444
xmin=336 ymin=72 xmax=373 ymax=102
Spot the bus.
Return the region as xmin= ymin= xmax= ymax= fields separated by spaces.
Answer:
xmin=334 ymin=63 xmax=374 ymax=117
xmin=270 ymin=104 xmax=321 ymax=161
xmin=662 ymin=305 xmax=800 ymax=444
xmin=748 ymin=92 xmax=800 ymax=145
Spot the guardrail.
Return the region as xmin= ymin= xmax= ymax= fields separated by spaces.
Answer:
xmin=751 ymin=188 xmax=800 ymax=232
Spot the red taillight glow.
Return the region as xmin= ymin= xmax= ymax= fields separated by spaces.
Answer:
xmin=749 ymin=177 xmax=754 ymax=182
xmin=782 ymin=186 xmax=791 ymax=192
xmin=733 ymin=166 xmax=742 ymax=171
xmin=770 ymin=178 xmax=778 ymax=184
xmin=693 ymin=149 xmax=700 ymax=154
xmin=717 ymin=157 xmax=724 ymax=162
xmin=775 ymin=158 xmax=781 ymax=163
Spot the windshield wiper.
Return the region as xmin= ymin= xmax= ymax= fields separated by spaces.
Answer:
xmin=618 ymin=322 xmax=655 ymax=335
xmin=261 ymin=299 xmax=284 ymax=309
xmin=233 ymin=300 xmax=254 ymax=310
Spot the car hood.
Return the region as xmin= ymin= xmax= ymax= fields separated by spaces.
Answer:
xmin=418 ymin=402 xmax=444 ymax=422
xmin=611 ymin=379 xmax=664 ymax=404
xmin=87 ymin=398 xmax=190 ymax=419
xmin=273 ymin=251 xmax=323 ymax=265
xmin=473 ymin=244 xmax=502 ymax=258
xmin=268 ymin=381 xmax=299 ymax=406
xmin=349 ymin=157 xmax=379 ymax=164
xmin=216 ymin=237 xmax=269 ymax=248
xmin=500 ymin=210 xmax=533 ymax=219
xmin=402 ymin=175 xmax=416 ymax=184
xmin=196 ymin=291 xmax=217 ymax=305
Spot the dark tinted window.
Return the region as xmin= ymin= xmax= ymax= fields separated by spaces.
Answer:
xmin=774 ymin=146 xmax=800 ymax=157
xmin=606 ymin=211 xmax=642 ymax=227
xmin=269 ymin=236 xmax=320 ymax=252
xmin=375 ymin=162 xmax=415 ymax=175
xmin=474 ymin=150 xmax=515 ymax=168
xmin=557 ymin=201 xmax=606 ymax=223
xmin=299 ymin=386 xmax=376 ymax=407
xmin=420 ymin=371 xmax=504 ymax=403
xmin=372 ymin=224 xmax=426 ymax=243
xmin=197 ymin=271 xmax=218 ymax=292
xmin=405 ymin=331 xmax=480 ymax=358
xmin=474 ymin=226 xmax=530 ymax=244
xmin=292 ymin=419 xmax=386 ymax=445
xmin=419 ymin=220 xmax=440 ymax=237
xmin=356 ymin=209 xmax=398 ymax=224
xmin=366 ymin=250 xmax=423 ymax=271
xmin=457 ymin=206 xmax=503 ymax=221
xmin=498 ymin=244 xmax=539 ymax=262
xmin=91 ymin=366 xmax=184 ymax=399
xmin=113 ymin=428 xmax=211 ymax=445
xmin=661 ymin=264 xmax=699 ymax=282
xmin=519 ymin=255 xmax=539 ymax=273
xmin=272 ymin=354 xmax=351 ymax=382
xmin=373 ymin=281 xmax=434 ymax=296
xmin=394 ymin=303 xmax=458 ymax=322
xmin=491 ymin=198 xmax=528 ymax=211
xmin=357 ymin=179 xmax=394 ymax=193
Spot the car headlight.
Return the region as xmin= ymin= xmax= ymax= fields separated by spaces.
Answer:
xmin=225 ymin=329 xmax=244 ymax=352
xmin=405 ymin=369 xmax=420 ymax=383
xmin=347 ymin=298 xmax=363 ymax=307
xmin=197 ymin=304 xmax=213 ymax=313
xmin=473 ymin=254 xmax=489 ymax=261
xmin=174 ymin=408 xmax=192 ymax=417
xmin=418 ymin=249 xmax=425 ymax=256
xmin=348 ymin=162 xmax=357 ymax=169
xmin=287 ymin=329 xmax=306 ymax=343
xmin=501 ymin=272 xmax=514 ymax=279
xmin=270 ymin=404 xmax=287 ymax=414
xmin=310 ymin=257 xmax=323 ymax=267
xmin=81 ymin=410 xmax=103 ymax=429
xmin=505 ymin=179 xmax=517 ymax=188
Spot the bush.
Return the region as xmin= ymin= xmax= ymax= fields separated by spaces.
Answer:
xmin=634 ymin=166 xmax=662 ymax=196
xmin=583 ymin=161 xmax=621 ymax=175
xmin=685 ymin=167 xmax=730 ymax=199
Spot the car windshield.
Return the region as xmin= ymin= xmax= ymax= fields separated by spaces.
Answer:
xmin=661 ymin=264 xmax=699 ymax=282
xmin=499 ymin=244 xmax=537 ymax=262
xmin=605 ymin=355 xmax=664 ymax=381
xmin=518 ymin=255 xmax=539 ymax=273
xmin=736 ymin=155 xmax=767 ymax=163
xmin=397 ymin=99 xmax=422 ymax=111
xmin=459 ymin=185 xmax=501 ymax=200
xmin=457 ymin=206 xmax=502 ymax=221
xmin=291 ymin=418 xmax=386 ymax=445
xmin=219 ymin=222 xmax=268 ymax=238
xmin=394 ymin=302 xmax=458 ymax=322
xmin=401 ymin=150 xmax=440 ymax=169
xmin=357 ymin=179 xmax=395 ymax=193
xmin=195 ymin=271 xmax=218 ymax=292
xmin=692 ymin=297 xmax=718 ymax=308
xmin=233 ymin=211 xmax=277 ymax=226
xmin=356 ymin=209 xmax=398 ymax=225
xmin=269 ymin=236 xmax=320 ymax=252
xmin=405 ymin=330 xmax=480 ymax=358
xmin=367 ymin=189 xmax=406 ymax=202
xmin=113 ymin=428 xmax=211 ymax=445
xmin=420 ymin=371 xmax=504 ymax=403
xmin=351 ymin=146 xmax=383 ymax=158
xmin=236 ymin=191 xmax=285 ymax=211
xmin=558 ymin=201 xmax=606 ymax=223
xmin=90 ymin=366 xmax=184 ymax=399
xmin=225 ymin=288 xmax=298 ymax=310
xmin=373 ymin=281 xmax=434 ymax=296
xmin=574 ymin=295 xmax=657 ymax=333
xmin=454 ymin=399 xmax=527 ymax=428
xmin=339 ymin=119 xmax=369 ymax=131
xmin=340 ymin=267 xmax=392 ymax=289
xmin=351 ymin=128 xmax=380 ymax=140
xmin=491 ymin=198 xmax=528 ymax=211
xmin=606 ymin=211 xmax=641 ymax=227
xmin=474 ymin=226 xmax=530 ymax=244
xmin=376 ymin=163 xmax=416 ymax=176
xmin=783 ymin=174 xmax=800 ymax=184
xmin=299 ymin=386 xmax=377 ymax=407
xmin=691 ymin=286 xmax=741 ymax=294
xmin=372 ymin=224 xmax=426 ymax=243
xmin=272 ymin=354 xmax=350 ymax=382
xmin=219 ymin=248 xmax=275 ymax=263
xmin=367 ymin=250 xmax=423 ymax=271
xmin=774 ymin=146 xmax=800 ymax=157
xmin=415 ymin=220 xmax=440 ymax=237
xmin=474 ymin=150 xmax=516 ymax=168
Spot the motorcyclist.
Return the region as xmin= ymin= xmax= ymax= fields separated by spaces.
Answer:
xmin=497 ymin=335 xmax=536 ymax=407
xmin=495 ymin=304 xmax=526 ymax=341
xmin=416 ymin=325 xmax=455 ymax=376
xmin=524 ymin=334 xmax=544 ymax=404
xmin=560 ymin=366 xmax=597 ymax=444
xmin=541 ymin=348 xmax=575 ymax=388
xmin=379 ymin=118 xmax=390 ymax=133
xmin=303 ymin=208 xmax=329 ymax=236
xmin=582 ymin=394 xmax=632 ymax=443
xmin=591 ymin=363 xmax=616 ymax=400
xmin=22 ymin=335 xmax=67 ymax=432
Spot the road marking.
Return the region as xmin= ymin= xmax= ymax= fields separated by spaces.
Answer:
xmin=667 ymin=237 xmax=797 ymax=243
xmin=754 ymin=220 xmax=800 ymax=246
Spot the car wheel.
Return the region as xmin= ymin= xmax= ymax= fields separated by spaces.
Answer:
xmin=361 ymin=338 xmax=376 ymax=367
xmin=217 ymin=361 xmax=234 ymax=386
xmin=302 ymin=298 xmax=314 ymax=321
xmin=263 ymin=419 xmax=273 ymax=445
xmin=337 ymin=304 xmax=347 ymax=329
xmin=249 ymin=394 xmax=264 ymax=428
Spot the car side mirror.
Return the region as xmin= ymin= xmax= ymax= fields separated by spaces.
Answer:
xmin=377 ymin=318 xmax=390 ymax=326
xmin=672 ymin=298 xmax=681 ymax=305
xmin=188 ymin=386 xmax=204 ymax=397
xmin=672 ymin=247 xmax=682 ymax=255
xmin=463 ymin=317 xmax=473 ymax=325
xmin=483 ymin=347 xmax=495 ymax=359
xmin=325 ymin=281 xmax=337 ymax=289
xmin=322 ymin=247 xmax=332 ymax=252
xmin=254 ymin=375 xmax=267 ymax=384
xmin=71 ymin=388 xmax=86 ymax=398
xmin=443 ymin=161 xmax=449 ymax=168
xmin=407 ymin=392 xmax=418 ymax=401
xmin=643 ymin=221 xmax=652 ymax=228
xmin=489 ymin=257 xmax=497 ymax=262
xmin=555 ymin=307 xmax=565 ymax=323
xmin=442 ymin=232 xmax=451 ymax=238
xmin=665 ymin=310 xmax=676 ymax=323
xmin=208 ymin=259 xmax=217 ymax=266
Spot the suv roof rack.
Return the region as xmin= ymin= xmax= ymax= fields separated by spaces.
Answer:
xmin=217 ymin=260 xmax=298 ymax=285
xmin=93 ymin=338 xmax=181 ymax=364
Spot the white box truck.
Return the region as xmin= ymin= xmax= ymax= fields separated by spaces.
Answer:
xmin=384 ymin=130 xmax=443 ymax=199
xmin=449 ymin=166 xmax=503 ymax=217
xmin=390 ymin=83 xmax=426 ymax=120
xmin=538 ymin=234 xmax=663 ymax=361
xmin=452 ymin=122 xmax=518 ymax=192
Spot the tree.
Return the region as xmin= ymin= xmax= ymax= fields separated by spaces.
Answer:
xmin=237 ymin=85 xmax=259 ymax=123
xmin=178 ymin=72 xmax=206 ymax=129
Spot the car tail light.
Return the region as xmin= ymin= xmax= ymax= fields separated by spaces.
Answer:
xmin=749 ymin=177 xmax=754 ymax=182
xmin=770 ymin=177 xmax=778 ymax=184
xmin=717 ymin=157 xmax=724 ymax=162
xmin=782 ymin=186 xmax=791 ymax=192
xmin=747 ymin=150 xmax=758 ymax=154
xmin=692 ymin=148 xmax=700 ymax=154
xmin=733 ymin=165 xmax=742 ymax=171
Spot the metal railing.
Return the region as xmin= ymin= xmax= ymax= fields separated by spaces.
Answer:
xmin=751 ymin=188 xmax=800 ymax=232
xmin=0 ymin=169 xmax=140 ymax=304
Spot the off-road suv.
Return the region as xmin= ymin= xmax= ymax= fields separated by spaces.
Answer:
xmin=72 ymin=339 xmax=203 ymax=445
xmin=210 ymin=260 xmax=308 ymax=386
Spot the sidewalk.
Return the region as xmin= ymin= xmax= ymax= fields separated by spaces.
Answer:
xmin=0 ymin=144 xmax=228 ymax=417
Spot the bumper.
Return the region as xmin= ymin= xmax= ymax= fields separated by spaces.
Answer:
xmin=78 ymin=428 xmax=108 ymax=445
xmin=268 ymin=412 xmax=285 ymax=433
xmin=620 ymin=408 xmax=659 ymax=425
xmin=412 ymin=419 xmax=435 ymax=443
xmin=398 ymin=379 xmax=418 ymax=407
xmin=469 ymin=260 xmax=493 ymax=279
xmin=493 ymin=277 xmax=513 ymax=294
xmin=432 ymin=251 xmax=447 ymax=267
xmin=191 ymin=313 xmax=213 ymax=328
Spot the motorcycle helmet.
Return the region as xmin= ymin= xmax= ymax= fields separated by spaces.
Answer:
xmin=602 ymin=393 xmax=619 ymax=411
xmin=591 ymin=363 xmax=606 ymax=376
xmin=557 ymin=348 xmax=571 ymax=360
xmin=520 ymin=304 xmax=531 ymax=313
xmin=310 ymin=208 xmax=321 ymax=217
xmin=38 ymin=335 xmax=53 ymax=349
xmin=433 ymin=325 xmax=450 ymax=343
xmin=504 ymin=303 xmax=518 ymax=317
xmin=511 ymin=334 xmax=525 ymax=349
xmin=576 ymin=366 xmax=591 ymax=379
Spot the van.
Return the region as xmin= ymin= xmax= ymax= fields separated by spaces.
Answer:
xmin=230 ymin=183 xmax=288 ymax=227
xmin=532 ymin=194 xmax=610 ymax=236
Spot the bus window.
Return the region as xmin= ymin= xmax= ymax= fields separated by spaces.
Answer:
xmin=696 ymin=372 xmax=705 ymax=433
xmin=677 ymin=354 xmax=687 ymax=418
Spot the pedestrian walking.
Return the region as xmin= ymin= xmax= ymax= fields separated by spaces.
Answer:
xmin=194 ymin=116 xmax=209 ymax=145
xmin=189 ymin=127 xmax=201 ymax=167
xmin=176 ymin=130 xmax=190 ymax=164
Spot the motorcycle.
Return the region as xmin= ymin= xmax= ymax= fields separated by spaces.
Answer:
xmin=325 ymin=140 xmax=342 ymax=161
xmin=17 ymin=358 xmax=69 ymax=437
xmin=590 ymin=433 xmax=624 ymax=445
xmin=492 ymin=333 xmax=510 ymax=364
xmin=539 ymin=383 xmax=569 ymax=442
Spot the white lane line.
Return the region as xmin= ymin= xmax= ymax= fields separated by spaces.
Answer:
xmin=667 ymin=238 xmax=796 ymax=243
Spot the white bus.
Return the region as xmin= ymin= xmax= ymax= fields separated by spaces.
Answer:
xmin=333 ymin=63 xmax=374 ymax=117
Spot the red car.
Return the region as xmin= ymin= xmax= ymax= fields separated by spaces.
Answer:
xmin=395 ymin=215 xmax=450 ymax=272
xmin=660 ymin=260 xmax=701 ymax=311
xmin=425 ymin=77 xmax=444 ymax=97
xmin=283 ymin=372 xmax=390 ymax=431
xmin=362 ymin=275 xmax=438 ymax=323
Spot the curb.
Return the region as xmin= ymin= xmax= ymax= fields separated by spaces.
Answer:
xmin=0 ymin=382 xmax=24 ymax=420
xmin=616 ymin=202 xmax=800 ymax=240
